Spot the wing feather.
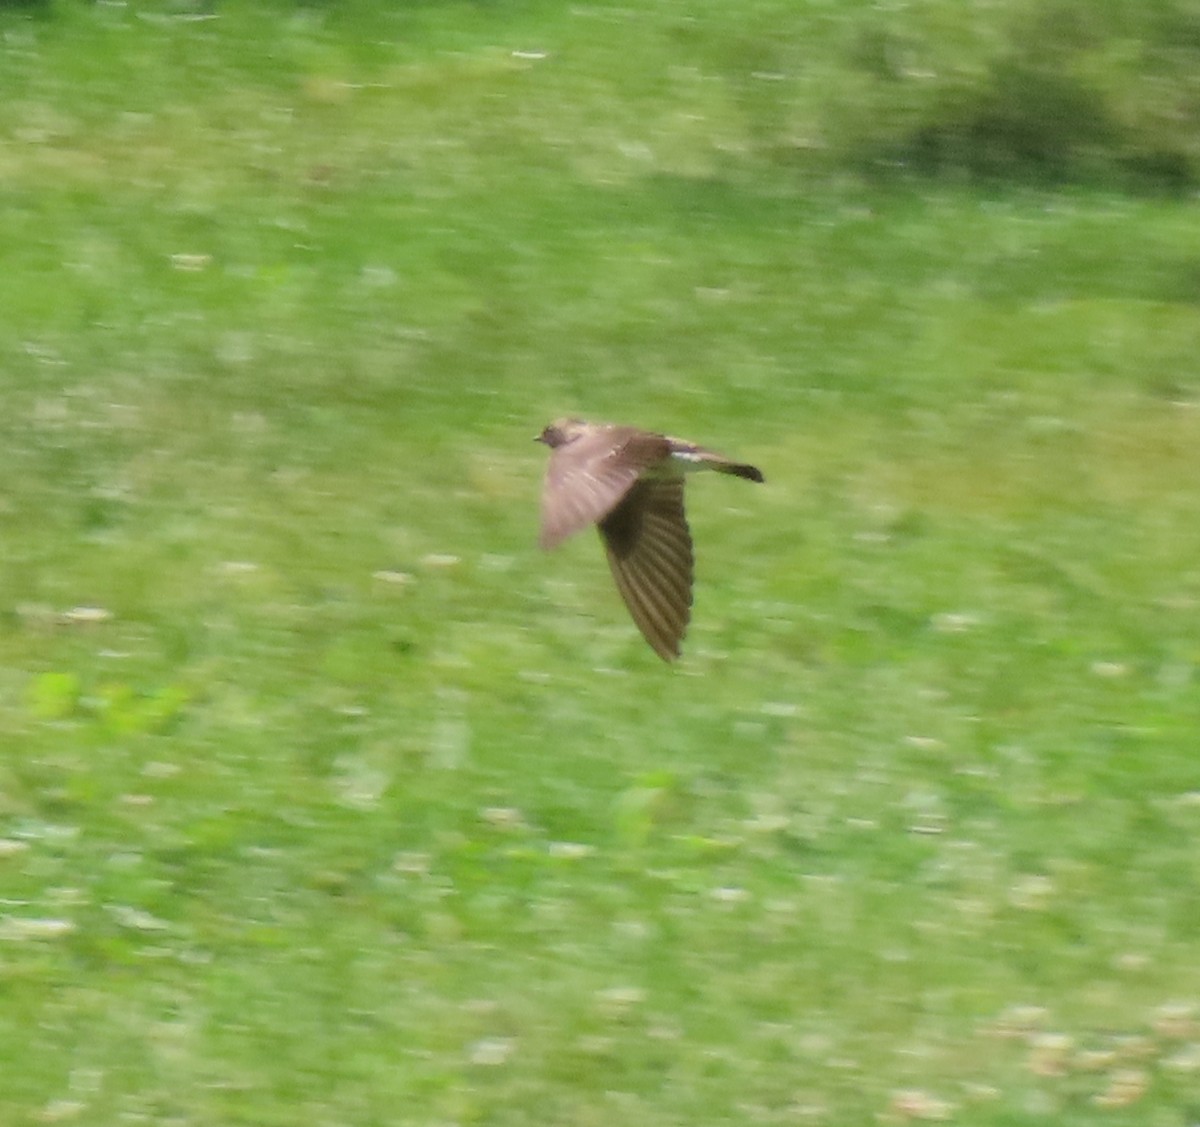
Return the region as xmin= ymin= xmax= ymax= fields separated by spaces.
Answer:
xmin=599 ymin=477 xmax=693 ymax=661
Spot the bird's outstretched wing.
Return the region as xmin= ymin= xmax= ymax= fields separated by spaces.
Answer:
xmin=599 ymin=476 xmax=694 ymax=661
xmin=539 ymin=426 xmax=671 ymax=550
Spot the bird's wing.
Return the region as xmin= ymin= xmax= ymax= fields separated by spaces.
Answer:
xmin=599 ymin=476 xmax=694 ymax=661
xmin=540 ymin=427 xmax=671 ymax=550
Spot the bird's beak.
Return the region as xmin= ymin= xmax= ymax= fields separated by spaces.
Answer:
xmin=533 ymin=434 xmax=545 ymax=444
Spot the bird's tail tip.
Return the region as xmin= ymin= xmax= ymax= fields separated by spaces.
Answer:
xmin=719 ymin=462 xmax=764 ymax=484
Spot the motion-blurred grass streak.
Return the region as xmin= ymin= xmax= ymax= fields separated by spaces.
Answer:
xmin=2 ymin=3 xmax=1200 ymax=1125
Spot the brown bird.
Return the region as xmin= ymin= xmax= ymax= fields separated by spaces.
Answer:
xmin=535 ymin=418 xmax=764 ymax=661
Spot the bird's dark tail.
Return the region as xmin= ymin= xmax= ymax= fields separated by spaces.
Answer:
xmin=715 ymin=461 xmax=764 ymax=484
xmin=669 ymin=440 xmax=765 ymax=483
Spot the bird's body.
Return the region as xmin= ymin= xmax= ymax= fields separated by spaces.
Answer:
xmin=535 ymin=418 xmax=763 ymax=660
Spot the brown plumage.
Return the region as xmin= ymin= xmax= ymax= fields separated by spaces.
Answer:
xmin=535 ymin=418 xmax=763 ymax=660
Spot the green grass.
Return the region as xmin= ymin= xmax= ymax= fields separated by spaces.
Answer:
xmin=3 ymin=2 xmax=1200 ymax=1125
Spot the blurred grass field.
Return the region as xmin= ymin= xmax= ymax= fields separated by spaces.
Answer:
xmin=3 ymin=1 xmax=1200 ymax=1124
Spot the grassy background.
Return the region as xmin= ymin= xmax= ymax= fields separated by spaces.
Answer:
xmin=3 ymin=2 xmax=1200 ymax=1124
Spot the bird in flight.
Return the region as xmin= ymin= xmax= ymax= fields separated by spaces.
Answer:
xmin=535 ymin=418 xmax=763 ymax=661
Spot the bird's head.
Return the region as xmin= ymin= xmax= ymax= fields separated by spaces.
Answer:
xmin=535 ymin=418 xmax=588 ymax=448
